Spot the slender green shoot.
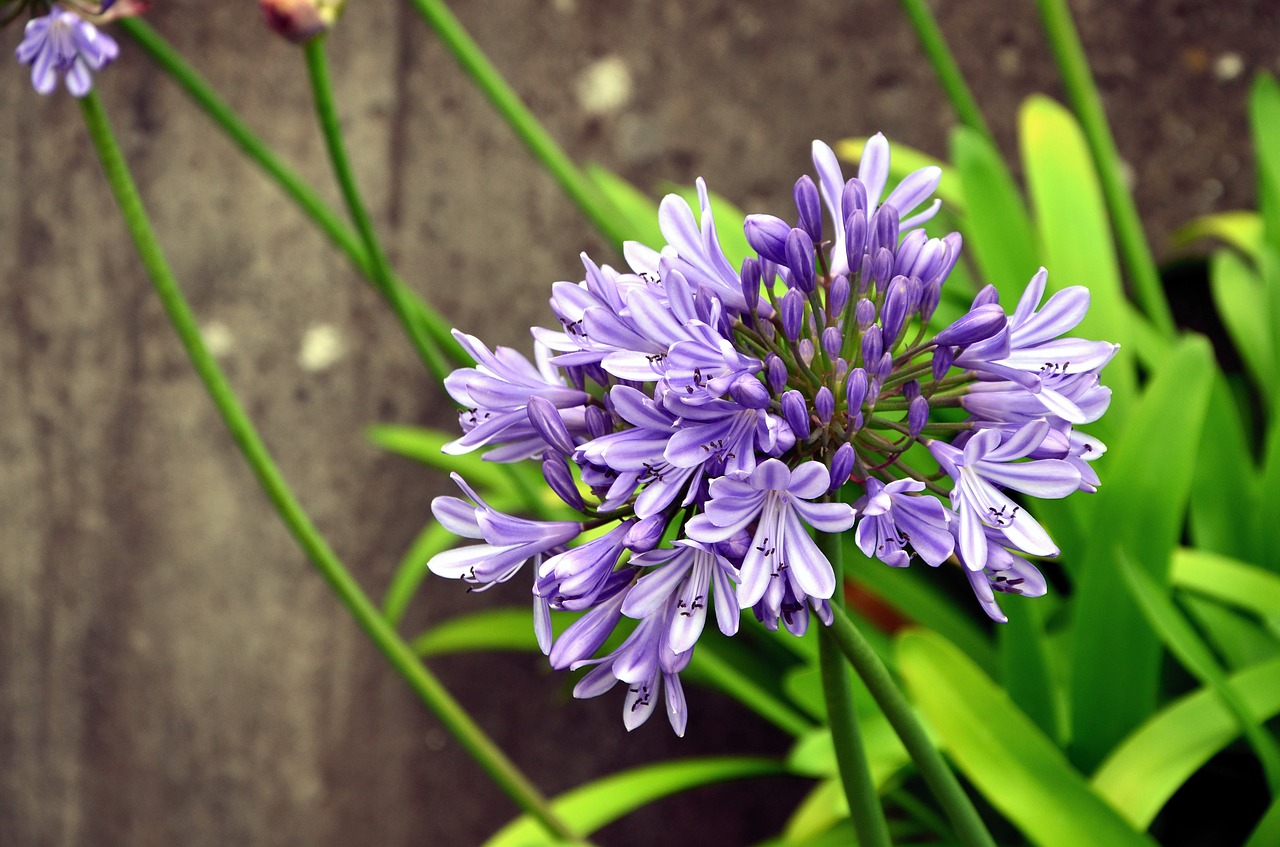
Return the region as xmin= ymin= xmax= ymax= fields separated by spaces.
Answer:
xmin=896 ymin=0 xmax=994 ymax=145
xmin=79 ymin=89 xmax=580 ymax=844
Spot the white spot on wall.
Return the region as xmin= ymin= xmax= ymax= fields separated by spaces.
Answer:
xmin=1214 ymin=52 xmax=1245 ymax=82
xmin=576 ymin=55 xmax=633 ymax=116
xmin=203 ymin=321 xmax=235 ymax=358
xmin=298 ymin=324 xmax=346 ymax=372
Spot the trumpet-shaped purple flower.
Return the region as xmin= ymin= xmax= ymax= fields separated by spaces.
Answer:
xmin=959 ymin=528 xmax=1049 ymax=623
xmin=16 ymin=5 xmax=119 ymax=97
xmin=855 ymin=477 xmax=954 ymax=568
xmin=686 ymin=459 xmax=856 ymax=607
xmin=624 ymin=540 xmax=740 ymax=653
xmin=427 ymin=474 xmax=581 ymax=589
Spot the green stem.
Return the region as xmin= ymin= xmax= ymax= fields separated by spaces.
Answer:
xmin=403 ymin=0 xmax=630 ymax=249
xmin=817 ymin=532 xmax=893 ymax=847
xmin=303 ymin=36 xmax=454 ymax=384
xmin=1033 ymin=0 xmax=1175 ymax=336
xmin=826 ymin=604 xmax=996 ymax=847
xmin=897 ymin=0 xmax=994 ymax=145
xmin=118 ymin=18 xmax=468 ymax=374
xmin=79 ymin=90 xmax=579 ymax=844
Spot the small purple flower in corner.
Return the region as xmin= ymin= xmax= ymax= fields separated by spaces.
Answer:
xmin=16 ymin=5 xmax=119 ymax=97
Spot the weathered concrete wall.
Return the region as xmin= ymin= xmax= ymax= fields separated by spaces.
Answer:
xmin=1 ymin=0 xmax=1275 ymax=844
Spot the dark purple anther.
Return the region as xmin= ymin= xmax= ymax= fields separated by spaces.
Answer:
xmin=527 ymin=395 xmax=576 ymax=455
xmin=815 ymin=387 xmax=835 ymax=424
xmin=728 ymin=374 xmax=772 ymax=409
xmin=626 ymin=514 xmax=667 ymax=553
xmin=781 ymin=289 xmax=805 ymax=341
xmin=740 ymin=257 xmax=761 ymax=313
xmin=828 ymin=442 xmax=855 ymax=493
xmin=794 ymin=175 xmax=823 ymax=243
xmin=907 ymin=396 xmax=929 ymax=438
xmin=881 ymin=275 xmax=911 ymax=343
xmin=829 ymin=274 xmax=850 ymax=317
xmin=585 ymin=405 xmax=613 ymax=440
xmin=766 ymin=354 xmax=788 ymax=394
xmin=821 ymin=326 xmax=843 ymax=360
xmin=785 ymin=228 xmax=816 ymax=294
xmin=781 ymin=390 xmax=811 ymax=440
xmin=542 ymin=452 xmax=585 ymax=511
xmin=846 ymin=367 xmax=868 ymax=412
xmin=844 ymin=209 xmax=867 ymax=277
xmin=861 ymin=324 xmax=882 ymax=367
xmin=745 ymin=214 xmax=791 ymax=265
xmin=933 ymin=303 xmax=1007 ymax=347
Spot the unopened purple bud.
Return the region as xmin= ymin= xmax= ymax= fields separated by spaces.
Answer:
xmin=740 ymin=257 xmax=761 ymax=313
xmin=780 ymin=289 xmax=805 ymax=341
xmin=868 ymin=204 xmax=899 ymax=256
xmin=861 ymin=325 xmax=882 ymax=366
xmin=934 ymin=233 xmax=964 ymax=285
xmin=855 ymin=298 xmax=876 ymax=330
xmin=933 ymin=303 xmax=1006 ymax=347
xmin=781 ymin=390 xmax=811 ymax=439
xmin=626 ymin=514 xmax=667 ymax=552
xmin=729 ymin=374 xmax=772 ymax=409
xmin=584 ymin=363 xmax=610 ymax=388
xmin=821 ymin=326 xmax=843 ymax=359
xmin=759 ymin=258 xmax=779 ymax=291
xmin=846 ymin=367 xmax=868 ymax=411
xmin=895 ymin=230 xmax=927 ymax=278
xmin=903 ymin=379 xmax=921 ymax=403
xmin=872 ymin=247 xmax=894 ymax=290
xmin=758 ymin=318 xmax=776 ymax=341
xmin=972 ymin=284 xmax=1000 ymax=308
xmin=785 ymin=228 xmax=816 ymax=293
xmin=845 ymin=209 xmax=868 ymax=277
xmin=829 ymin=442 xmax=855 ymax=493
xmin=920 ymin=278 xmax=943 ymax=323
xmin=527 ymin=395 xmax=576 ymax=455
xmin=798 ymin=338 xmax=815 ymax=367
xmin=828 ymin=274 xmax=850 ymax=317
xmin=834 ymin=358 xmax=849 ymax=381
xmin=745 ymin=214 xmax=791 ymax=264
xmin=815 ymin=387 xmax=835 ymax=424
xmin=876 ymin=352 xmax=895 ymax=383
xmin=542 ymin=452 xmax=584 ymax=511
xmin=908 ymin=236 xmax=944 ymax=281
xmin=585 ymin=405 xmax=613 ymax=439
xmin=766 ymin=354 xmax=788 ymax=394
xmin=867 ymin=377 xmax=882 ymax=406
xmin=794 ymin=175 xmax=823 ymax=243
xmin=843 ymin=178 xmax=869 ymax=217
xmin=881 ymin=275 xmax=911 ymax=343
xmin=907 ymin=395 xmax=930 ymax=438
xmin=932 ymin=345 xmax=954 ymax=381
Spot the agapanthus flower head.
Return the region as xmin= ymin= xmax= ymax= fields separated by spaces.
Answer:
xmin=259 ymin=0 xmax=345 ymax=43
xmin=15 ymin=4 xmax=118 ymax=97
xmin=426 ymin=137 xmax=1116 ymax=734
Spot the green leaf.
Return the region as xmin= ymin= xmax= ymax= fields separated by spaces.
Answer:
xmin=1092 ymin=656 xmax=1280 ymax=829
xmin=1189 ymin=370 xmax=1263 ymax=560
xmin=842 ymin=540 xmax=997 ymax=674
xmin=834 ymin=137 xmax=964 ymax=213
xmin=668 ymin=185 xmax=752 ymax=270
xmin=1210 ymin=249 xmax=1275 ymax=404
xmin=1180 ymin=595 xmax=1280 ymax=671
xmin=584 ymin=164 xmax=664 ymax=249
xmin=1246 ymin=794 xmax=1280 ymax=847
xmin=950 ymin=125 xmax=1040 ymax=291
xmin=1171 ymin=547 xmax=1280 ymax=623
xmin=1172 ymin=211 xmax=1264 ymax=260
xmin=780 ymin=779 xmax=846 ymax=845
xmin=367 ymin=424 xmax=509 ymax=489
xmin=411 ymin=607 xmax=542 ymax=657
xmin=1249 ymin=73 xmax=1280 ymax=247
xmin=381 ymin=520 xmax=467 ymax=625
xmin=687 ymin=639 xmax=815 ymax=737
xmin=897 ymin=629 xmax=1155 ymax=847
xmin=1260 ymin=416 xmax=1280 ymax=572
xmin=1118 ymin=550 xmax=1280 ymax=793
xmin=483 ymin=757 xmax=787 ymax=847
xmin=1068 ymin=335 xmax=1215 ymax=772
xmin=1020 ymin=94 xmax=1136 ymax=433
xmin=999 ymin=597 xmax=1065 ymax=745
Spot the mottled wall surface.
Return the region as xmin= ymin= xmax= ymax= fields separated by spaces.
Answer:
xmin=1 ymin=1 xmax=1276 ymax=844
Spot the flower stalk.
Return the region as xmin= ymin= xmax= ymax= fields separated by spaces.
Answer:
xmin=77 ymin=88 xmax=581 ymax=844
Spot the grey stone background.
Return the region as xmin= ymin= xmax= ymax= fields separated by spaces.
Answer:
xmin=1 ymin=0 xmax=1276 ymax=844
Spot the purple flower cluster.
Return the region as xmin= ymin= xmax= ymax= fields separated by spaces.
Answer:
xmin=428 ymin=136 xmax=1116 ymax=734
xmin=14 ymin=4 xmax=118 ymax=97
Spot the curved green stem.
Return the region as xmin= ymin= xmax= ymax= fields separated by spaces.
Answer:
xmin=818 ymin=532 xmax=893 ymax=847
xmin=118 ymin=18 xmax=467 ymax=374
xmin=303 ymin=36 xmax=454 ymax=384
xmin=897 ymin=0 xmax=994 ymax=145
xmin=403 ymin=0 xmax=630 ymax=249
xmin=79 ymin=90 xmax=579 ymax=844
xmin=1033 ymin=0 xmax=1175 ymax=336
xmin=827 ymin=603 xmax=996 ymax=847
